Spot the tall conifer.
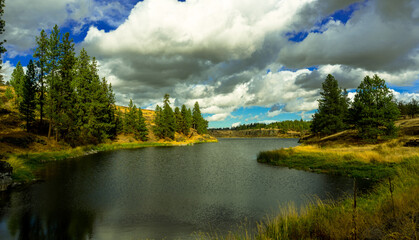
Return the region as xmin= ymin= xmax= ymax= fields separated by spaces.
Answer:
xmin=19 ymin=60 xmax=37 ymax=131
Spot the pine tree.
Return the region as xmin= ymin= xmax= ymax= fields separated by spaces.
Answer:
xmin=351 ymin=75 xmax=399 ymax=141
xmin=153 ymin=105 xmax=164 ymax=138
xmin=192 ymin=101 xmax=208 ymax=134
xmin=115 ymin=109 xmax=124 ymax=135
xmin=0 ymin=0 xmax=6 ymax=85
xmin=174 ymin=106 xmax=182 ymax=133
xmin=124 ymin=99 xmax=137 ymax=134
xmin=192 ymin=102 xmax=201 ymax=130
xmin=180 ymin=104 xmax=191 ymax=135
xmin=10 ymin=61 xmax=25 ymax=103
xmin=46 ymin=24 xmax=61 ymax=140
xmin=407 ymin=99 xmax=418 ymax=118
xmin=33 ymin=29 xmax=48 ymax=124
xmin=136 ymin=107 xmax=148 ymax=141
xmin=56 ymin=31 xmax=77 ymax=143
xmin=162 ymin=94 xmax=176 ymax=139
xmin=19 ymin=60 xmax=37 ymax=131
xmin=311 ymin=74 xmax=349 ymax=136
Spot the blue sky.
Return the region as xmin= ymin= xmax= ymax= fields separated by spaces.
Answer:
xmin=2 ymin=0 xmax=419 ymax=128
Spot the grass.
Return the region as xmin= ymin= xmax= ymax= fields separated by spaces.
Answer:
xmin=257 ymin=140 xmax=418 ymax=181
xmin=5 ymin=140 xmax=217 ymax=182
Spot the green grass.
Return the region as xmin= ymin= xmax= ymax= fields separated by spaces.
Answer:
xmin=257 ymin=148 xmax=399 ymax=181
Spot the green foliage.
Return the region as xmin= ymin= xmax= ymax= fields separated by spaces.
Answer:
xmin=180 ymin=104 xmax=192 ymax=135
xmin=124 ymin=99 xmax=137 ymax=134
xmin=407 ymin=98 xmax=418 ymax=118
xmin=10 ymin=61 xmax=25 ymax=104
xmin=351 ymin=75 xmax=400 ymax=141
xmin=5 ymin=86 xmax=14 ymax=100
xmin=153 ymin=105 xmax=164 ymax=138
xmin=33 ymin=29 xmax=48 ymax=123
xmin=0 ymin=0 xmax=6 ymax=85
xmin=311 ymin=74 xmax=349 ymax=135
xmin=136 ymin=107 xmax=148 ymax=141
xmin=192 ymin=101 xmax=208 ymax=134
xmin=19 ymin=60 xmax=37 ymax=131
xmin=232 ymin=120 xmax=311 ymax=132
xmin=162 ymin=94 xmax=176 ymax=139
xmin=174 ymin=106 xmax=182 ymax=133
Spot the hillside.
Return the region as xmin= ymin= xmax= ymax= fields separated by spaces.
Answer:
xmin=0 ymin=86 xmax=216 ymax=156
xmin=299 ymin=117 xmax=419 ymax=146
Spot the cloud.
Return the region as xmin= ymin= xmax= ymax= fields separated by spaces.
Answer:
xmin=3 ymin=0 xmax=419 ymax=126
xmin=391 ymin=90 xmax=419 ymax=103
xmin=1 ymin=61 xmax=14 ymax=83
xmin=279 ymin=0 xmax=419 ymax=73
xmin=207 ymin=113 xmax=231 ymax=122
xmin=2 ymin=0 xmax=133 ymax=57
xmin=231 ymin=122 xmax=241 ymax=128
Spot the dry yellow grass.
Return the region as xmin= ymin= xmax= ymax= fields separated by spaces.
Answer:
xmin=293 ymin=139 xmax=419 ymax=163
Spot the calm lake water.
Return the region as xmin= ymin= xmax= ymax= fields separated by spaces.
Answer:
xmin=0 ymin=138 xmax=362 ymax=239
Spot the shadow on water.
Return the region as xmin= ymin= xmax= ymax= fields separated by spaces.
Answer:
xmin=0 ymin=189 xmax=96 ymax=240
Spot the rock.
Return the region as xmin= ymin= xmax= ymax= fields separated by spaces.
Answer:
xmin=404 ymin=139 xmax=419 ymax=147
xmin=0 ymin=161 xmax=13 ymax=191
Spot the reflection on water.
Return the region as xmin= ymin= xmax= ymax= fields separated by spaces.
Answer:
xmin=0 ymin=138 xmax=369 ymax=239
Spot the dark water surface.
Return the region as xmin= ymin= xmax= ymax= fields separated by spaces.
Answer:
xmin=0 ymin=138 xmax=361 ymax=239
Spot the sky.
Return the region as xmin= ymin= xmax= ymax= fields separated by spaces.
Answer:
xmin=2 ymin=0 xmax=419 ymax=128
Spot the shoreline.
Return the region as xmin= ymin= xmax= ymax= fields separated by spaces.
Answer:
xmin=245 ymin=141 xmax=419 ymax=239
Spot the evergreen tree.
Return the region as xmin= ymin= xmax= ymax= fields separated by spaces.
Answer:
xmin=311 ymin=74 xmax=349 ymax=136
xmin=33 ymin=29 xmax=48 ymax=124
xmin=136 ymin=107 xmax=148 ymax=141
xmin=46 ymin=24 xmax=61 ymax=140
xmin=162 ymin=94 xmax=176 ymax=139
xmin=56 ymin=32 xmax=77 ymax=143
xmin=74 ymin=48 xmax=91 ymax=127
xmin=153 ymin=105 xmax=164 ymax=138
xmin=19 ymin=60 xmax=37 ymax=131
xmin=0 ymin=0 xmax=6 ymax=85
xmin=192 ymin=101 xmax=208 ymax=134
xmin=180 ymin=104 xmax=191 ymax=135
xmin=351 ymin=75 xmax=399 ymax=141
xmin=407 ymin=99 xmax=418 ymax=118
xmin=115 ymin=109 xmax=124 ymax=134
xmin=102 ymin=80 xmax=117 ymax=139
xmin=124 ymin=99 xmax=137 ymax=134
xmin=10 ymin=61 xmax=25 ymax=103
xmin=174 ymin=106 xmax=182 ymax=133
xmin=192 ymin=102 xmax=201 ymax=130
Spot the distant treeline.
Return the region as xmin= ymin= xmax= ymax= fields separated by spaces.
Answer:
xmin=397 ymin=99 xmax=418 ymax=119
xmin=229 ymin=120 xmax=311 ymax=132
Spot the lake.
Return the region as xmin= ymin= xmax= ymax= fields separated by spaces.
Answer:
xmin=0 ymin=138 xmax=362 ymax=239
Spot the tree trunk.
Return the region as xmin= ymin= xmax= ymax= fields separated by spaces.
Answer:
xmin=48 ymin=122 xmax=52 ymax=139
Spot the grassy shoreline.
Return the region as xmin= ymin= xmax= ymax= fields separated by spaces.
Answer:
xmin=217 ymin=141 xmax=418 ymax=239
xmin=5 ymin=138 xmax=218 ymax=183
